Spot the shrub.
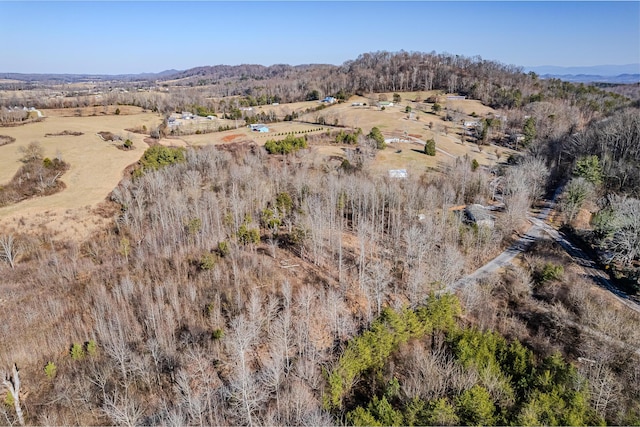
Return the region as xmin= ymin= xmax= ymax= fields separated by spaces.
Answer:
xmin=218 ymin=241 xmax=230 ymax=257
xmin=44 ymin=361 xmax=57 ymax=379
xmin=535 ymin=263 xmax=564 ymax=284
xmin=264 ymin=134 xmax=307 ymax=154
xmin=185 ymin=217 xmax=202 ymax=236
xmin=123 ymin=139 xmax=133 ymax=149
xmin=86 ymin=340 xmax=98 ymax=357
xmin=199 ymin=253 xmax=217 ymax=271
xmin=237 ymin=224 xmax=260 ymax=245
xmin=424 ymin=138 xmax=436 ymax=156
xmin=368 ymin=127 xmax=385 ymax=150
xmin=138 ymin=145 xmax=185 ymax=173
xmin=335 ymin=129 xmax=361 ymax=145
xmin=70 ymin=343 xmax=85 ymax=360
xmin=115 ymin=108 xmax=120 ymax=115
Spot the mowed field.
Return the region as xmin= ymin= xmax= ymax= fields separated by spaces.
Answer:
xmin=0 ymin=107 xmax=162 ymax=238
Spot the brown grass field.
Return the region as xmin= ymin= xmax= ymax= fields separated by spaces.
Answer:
xmin=0 ymin=107 xmax=162 ymax=238
xmin=0 ymin=94 xmax=514 ymax=240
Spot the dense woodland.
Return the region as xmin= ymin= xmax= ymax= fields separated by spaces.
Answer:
xmin=1 ymin=50 xmax=640 ymax=426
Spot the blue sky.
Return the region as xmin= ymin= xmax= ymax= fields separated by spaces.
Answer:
xmin=1 ymin=1 xmax=638 ymax=74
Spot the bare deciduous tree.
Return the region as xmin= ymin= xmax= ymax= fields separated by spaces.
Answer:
xmin=2 ymin=364 xmax=25 ymax=426
xmin=0 ymin=235 xmax=19 ymax=269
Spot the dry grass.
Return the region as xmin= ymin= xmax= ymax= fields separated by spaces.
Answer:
xmin=177 ymin=122 xmax=329 ymax=147
xmin=369 ymin=142 xmax=438 ymax=177
xmin=442 ymin=96 xmax=497 ymax=116
xmin=42 ymin=105 xmax=144 ymax=117
xmin=170 ymin=93 xmax=514 ymax=180
xmin=0 ymin=109 xmax=162 ymax=239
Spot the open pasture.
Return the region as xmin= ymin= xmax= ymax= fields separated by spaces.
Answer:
xmin=0 ymin=108 xmax=162 ymax=238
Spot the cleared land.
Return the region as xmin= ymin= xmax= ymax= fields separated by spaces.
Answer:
xmin=169 ymin=94 xmax=514 ymax=178
xmin=0 ymin=107 xmax=162 ymax=238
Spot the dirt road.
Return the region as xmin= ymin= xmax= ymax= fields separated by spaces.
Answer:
xmin=447 ymin=188 xmax=640 ymax=314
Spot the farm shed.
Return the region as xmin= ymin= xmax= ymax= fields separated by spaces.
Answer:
xmin=388 ymin=169 xmax=408 ymax=179
xmin=249 ymin=123 xmax=269 ymax=132
xmin=463 ymin=204 xmax=494 ymax=228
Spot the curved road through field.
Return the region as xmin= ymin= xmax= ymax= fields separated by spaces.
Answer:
xmin=446 ymin=188 xmax=640 ymax=315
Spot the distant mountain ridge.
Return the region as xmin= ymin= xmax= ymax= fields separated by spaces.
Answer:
xmin=0 ymin=69 xmax=180 ymax=83
xmin=525 ymin=64 xmax=640 ymax=76
xmin=539 ymin=73 xmax=640 ymax=84
xmin=3 ymin=62 xmax=640 ymax=85
xmin=524 ymin=64 xmax=640 ymax=84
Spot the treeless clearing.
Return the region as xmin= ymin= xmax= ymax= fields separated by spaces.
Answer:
xmin=0 ymin=110 xmax=162 ymax=239
xmin=443 ymin=96 xmax=497 ymax=116
xmin=42 ymin=104 xmax=145 ymax=117
xmin=369 ymin=142 xmax=438 ymax=176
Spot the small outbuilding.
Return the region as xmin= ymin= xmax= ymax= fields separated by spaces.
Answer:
xmin=463 ymin=204 xmax=494 ymax=228
xmin=249 ymin=123 xmax=269 ymax=132
xmin=388 ymin=169 xmax=408 ymax=179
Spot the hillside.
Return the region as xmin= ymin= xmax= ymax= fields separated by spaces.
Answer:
xmin=1 ymin=50 xmax=639 ymax=426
